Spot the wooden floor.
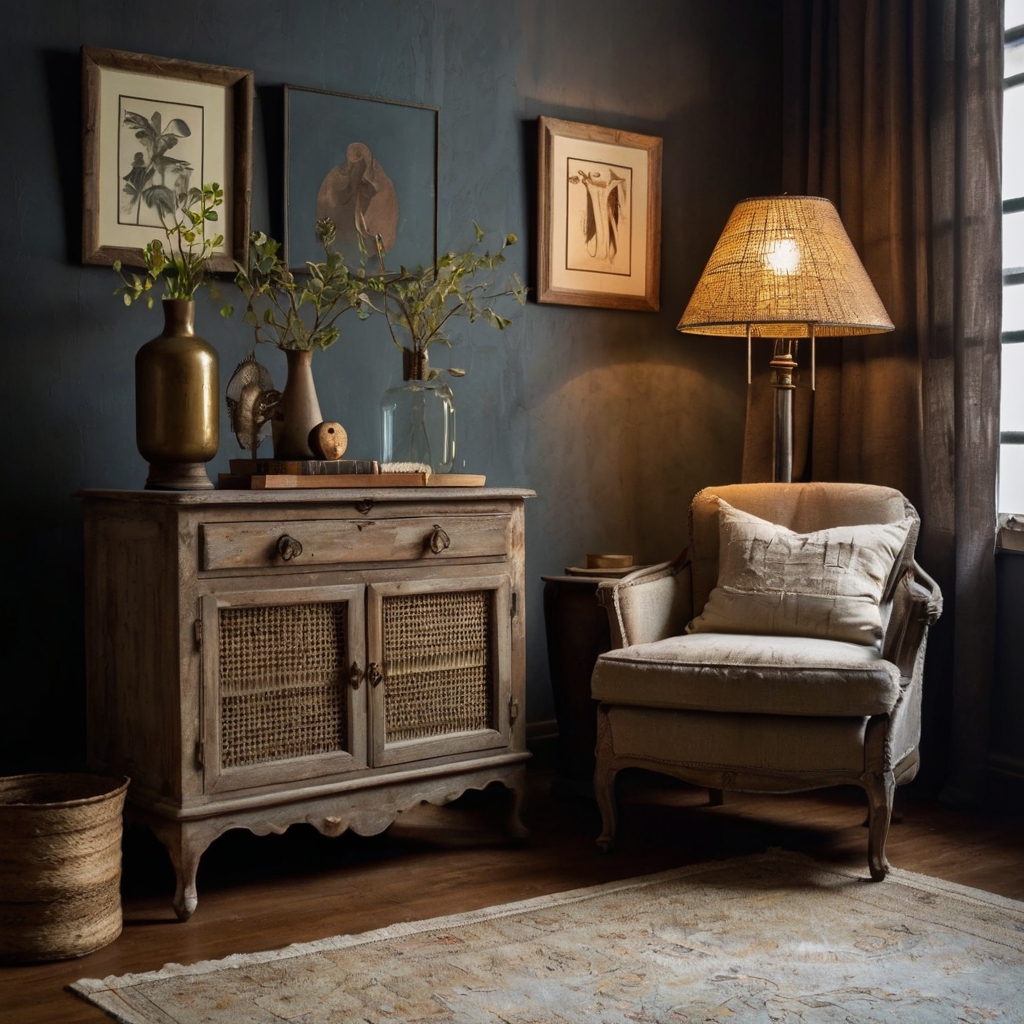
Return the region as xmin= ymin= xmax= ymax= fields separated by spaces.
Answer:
xmin=2 ymin=765 xmax=1023 ymax=1023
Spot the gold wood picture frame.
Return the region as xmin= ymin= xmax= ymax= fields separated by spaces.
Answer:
xmin=537 ymin=116 xmax=662 ymax=311
xmin=81 ymin=46 xmax=254 ymax=272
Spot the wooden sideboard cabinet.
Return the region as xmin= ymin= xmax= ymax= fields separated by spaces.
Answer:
xmin=81 ymin=487 xmax=533 ymax=919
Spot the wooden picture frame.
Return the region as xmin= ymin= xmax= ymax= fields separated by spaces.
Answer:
xmin=81 ymin=46 xmax=253 ymax=272
xmin=284 ymin=85 xmax=438 ymax=272
xmin=537 ymin=116 xmax=662 ymax=311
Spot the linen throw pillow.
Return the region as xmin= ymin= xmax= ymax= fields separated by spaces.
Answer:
xmin=687 ymin=499 xmax=913 ymax=647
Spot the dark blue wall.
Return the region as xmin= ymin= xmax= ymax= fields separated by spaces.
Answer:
xmin=0 ymin=0 xmax=782 ymax=772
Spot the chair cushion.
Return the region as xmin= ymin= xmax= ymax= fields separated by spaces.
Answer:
xmin=592 ymin=632 xmax=902 ymax=716
xmin=687 ymin=500 xmax=913 ymax=647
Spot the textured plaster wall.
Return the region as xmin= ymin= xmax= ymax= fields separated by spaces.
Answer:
xmin=0 ymin=0 xmax=781 ymax=771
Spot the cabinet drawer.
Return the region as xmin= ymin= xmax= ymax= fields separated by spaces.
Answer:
xmin=201 ymin=515 xmax=512 ymax=571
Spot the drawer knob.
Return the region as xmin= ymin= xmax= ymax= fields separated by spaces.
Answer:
xmin=276 ymin=534 xmax=303 ymax=561
xmin=349 ymin=661 xmax=363 ymax=690
xmin=428 ymin=525 xmax=451 ymax=555
xmin=367 ymin=662 xmax=383 ymax=688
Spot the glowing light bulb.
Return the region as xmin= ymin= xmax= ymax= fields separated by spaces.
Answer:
xmin=764 ymin=238 xmax=800 ymax=274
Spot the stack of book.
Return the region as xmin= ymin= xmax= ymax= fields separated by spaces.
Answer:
xmin=218 ymin=460 xmax=485 ymax=489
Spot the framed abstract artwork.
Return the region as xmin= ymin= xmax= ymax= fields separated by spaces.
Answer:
xmin=537 ymin=117 xmax=662 ymax=311
xmin=284 ymin=85 xmax=438 ymax=272
xmin=81 ymin=46 xmax=253 ymax=271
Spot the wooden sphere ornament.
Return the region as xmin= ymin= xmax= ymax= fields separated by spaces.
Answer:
xmin=308 ymin=422 xmax=348 ymax=460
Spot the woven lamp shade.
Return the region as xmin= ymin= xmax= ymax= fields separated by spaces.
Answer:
xmin=676 ymin=195 xmax=893 ymax=338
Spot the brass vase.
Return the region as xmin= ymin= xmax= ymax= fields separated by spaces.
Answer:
xmin=136 ymin=299 xmax=219 ymax=490
xmin=272 ymin=348 xmax=323 ymax=459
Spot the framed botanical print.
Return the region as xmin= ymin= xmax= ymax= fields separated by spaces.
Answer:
xmin=81 ymin=46 xmax=253 ymax=272
xmin=284 ymin=85 xmax=438 ymax=272
xmin=537 ymin=117 xmax=662 ymax=311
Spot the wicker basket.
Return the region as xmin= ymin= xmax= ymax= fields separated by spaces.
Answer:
xmin=0 ymin=773 xmax=129 ymax=963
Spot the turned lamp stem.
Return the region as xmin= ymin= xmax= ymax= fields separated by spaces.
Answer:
xmin=770 ymin=337 xmax=797 ymax=484
xmin=767 ymin=323 xmax=815 ymax=484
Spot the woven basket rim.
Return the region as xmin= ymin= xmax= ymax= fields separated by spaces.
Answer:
xmin=0 ymin=773 xmax=129 ymax=809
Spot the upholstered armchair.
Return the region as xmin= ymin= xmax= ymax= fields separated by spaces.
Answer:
xmin=591 ymin=482 xmax=942 ymax=880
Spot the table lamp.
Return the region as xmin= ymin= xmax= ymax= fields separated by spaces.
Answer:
xmin=676 ymin=195 xmax=893 ymax=482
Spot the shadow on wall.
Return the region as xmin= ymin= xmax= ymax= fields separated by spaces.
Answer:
xmin=44 ymin=49 xmax=83 ymax=265
xmin=525 ymin=358 xmax=742 ymax=567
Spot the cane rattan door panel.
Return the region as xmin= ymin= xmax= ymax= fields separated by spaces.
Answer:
xmin=367 ymin=575 xmax=512 ymax=766
xmin=201 ymin=515 xmax=512 ymax=572
xmin=201 ymin=585 xmax=367 ymax=792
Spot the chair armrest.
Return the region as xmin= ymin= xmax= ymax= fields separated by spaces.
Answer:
xmin=596 ymin=551 xmax=693 ymax=649
xmin=883 ymin=560 xmax=943 ymax=677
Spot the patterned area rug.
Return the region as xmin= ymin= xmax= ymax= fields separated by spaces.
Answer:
xmin=73 ymin=852 xmax=1024 ymax=1023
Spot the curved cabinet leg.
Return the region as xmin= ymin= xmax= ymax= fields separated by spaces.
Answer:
xmin=594 ymin=706 xmax=618 ymax=853
xmin=505 ymin=767 xmax=530 ymax=841
xmin=150 ymin=821 xmax=213 ymax=921
xmin=864 ymin=771 xmax=896 ymax=881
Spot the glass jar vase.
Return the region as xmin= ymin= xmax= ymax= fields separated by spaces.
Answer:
xmin=380 ymin=349 xmax=455 ymax=473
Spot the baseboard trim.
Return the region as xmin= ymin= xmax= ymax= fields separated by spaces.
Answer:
xmin=987 ymin=753 xmax=1024 ymax=812
xmin=988 ymin=752 xmax=1024 ymax=779
xmin=525 ymin=719 xmax=558 ymax=745
xmin=525 ymin=719 xmax=558 ymax=770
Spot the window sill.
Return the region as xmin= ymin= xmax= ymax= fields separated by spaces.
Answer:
xmin=999 ymin=515 xmax=1024 ymax=553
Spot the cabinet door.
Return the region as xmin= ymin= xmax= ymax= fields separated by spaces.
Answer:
xmin=367 ymin=573 xmax=512 ymax=766
xmin=200 ymin=584 xmax=367 ymax=793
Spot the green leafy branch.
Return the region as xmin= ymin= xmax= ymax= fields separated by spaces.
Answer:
xmin=112 ymin=183 xmax=231 ymax=314
xmin=368 ymin=223 xmax=527 ymax=379
xmin=233 ymin=219 xmax=372 ymax=352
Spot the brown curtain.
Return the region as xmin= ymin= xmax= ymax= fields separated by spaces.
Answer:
xmin=743 ymin=0 xmax=1002 ymax=801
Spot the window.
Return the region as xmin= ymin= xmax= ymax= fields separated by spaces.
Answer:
xmin=1001 ymin=1 xmax=1024 ymax=513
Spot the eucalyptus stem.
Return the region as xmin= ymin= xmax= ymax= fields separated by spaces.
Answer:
xmin=371 ymin=227 xmax=527 ymax=374
xmin=234 ymin=218 xmax=371 ymax=354
xmin=112 ymin=183 xmax=230 ymax=315
xmin=419 ymin=301 xmax=464 ymax=350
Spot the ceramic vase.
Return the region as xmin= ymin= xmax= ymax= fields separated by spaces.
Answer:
xmin=135 ymin=299 xmax=219 ymax=490
xmin=380 ymin=349 xmax=456 ymax=473
xmin=273 ymin=348 xmax=323 ymax=459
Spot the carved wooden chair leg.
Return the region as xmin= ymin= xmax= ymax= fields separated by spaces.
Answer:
xmin=708 ymin=788 xmax=725 ymax=806
xmin=861 ymin=787 xmax=905 ymax=827
xmin=594 ymin=706 xmax=618 ymax=853
xmin=863 ymin=770 xmax=896 ymax=881
xmin=151 ymin=821 xmax=210 ymax=921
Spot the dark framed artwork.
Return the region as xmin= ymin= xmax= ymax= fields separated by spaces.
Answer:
xmin=81 ymin=46 xmax=253 ymax=272
xmin=284 ymin=85 xmax=438 ymax=271
xmin=537 ymin=116 xmax=662 ymax=311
